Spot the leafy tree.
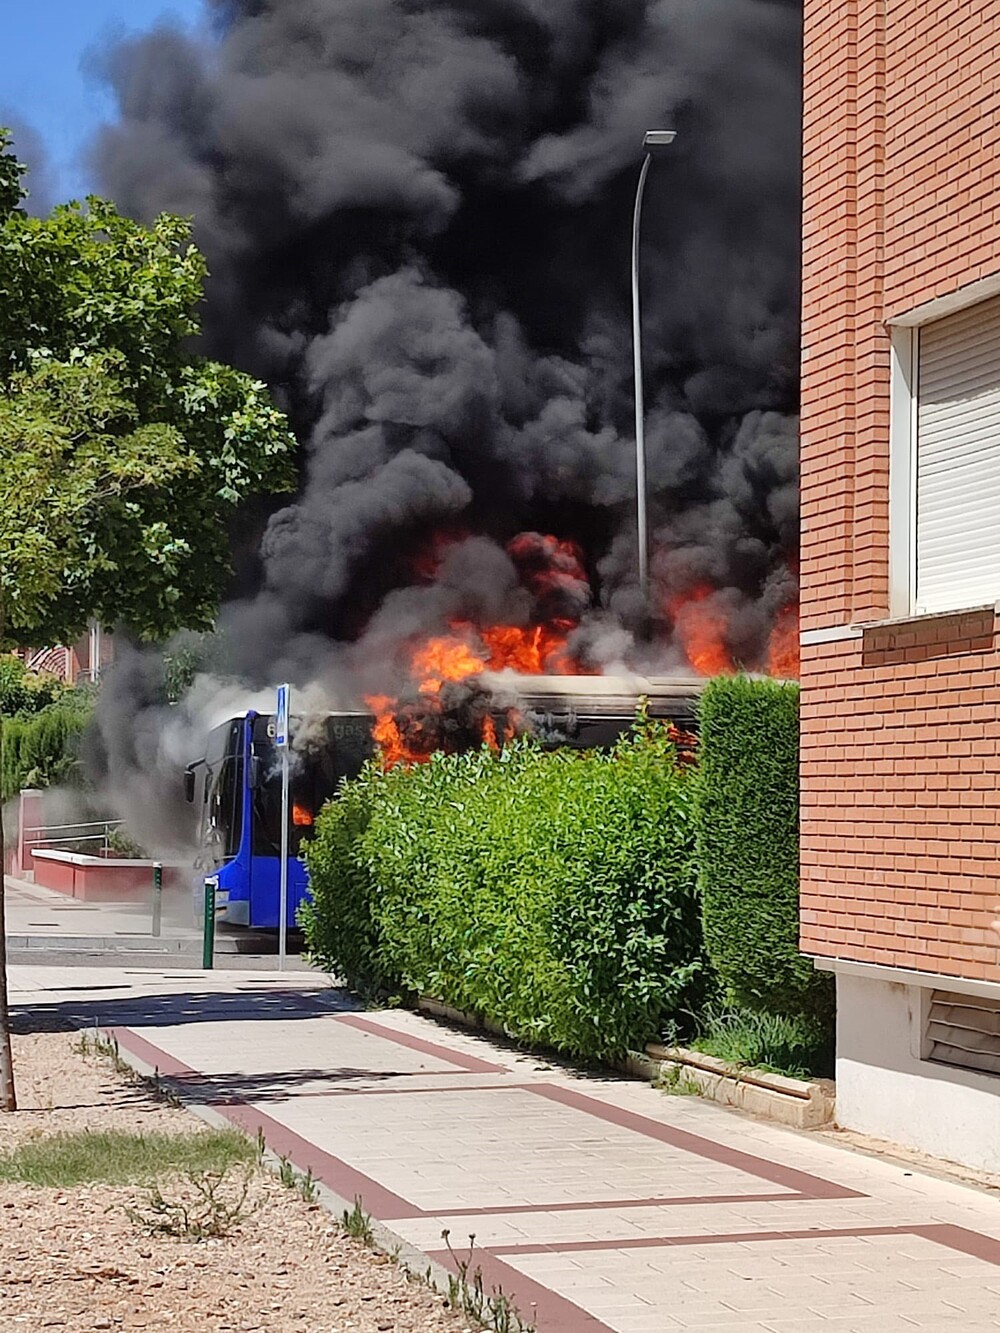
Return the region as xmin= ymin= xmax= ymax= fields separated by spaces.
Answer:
xmin=0 ymin=131 xmax=297 ymax=1110
xmin=163 ymin=631 xmax=224 ymax=703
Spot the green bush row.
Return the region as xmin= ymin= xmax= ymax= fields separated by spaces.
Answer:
xmin=303 ymin=676 xmax=832 ymax=1072
xmin=303 ymin=724 xmax=706 ymax=1060
xmin=696 ymin=675 xmax=833 ymax=1024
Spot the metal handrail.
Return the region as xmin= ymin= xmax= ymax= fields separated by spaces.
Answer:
xmin=24 ymin=818 xmax=125 ymax=858
xmin=32 ymin=835 xmax=120 ymax=848
xmin=26 ymin=820 xmax=123 ymax=835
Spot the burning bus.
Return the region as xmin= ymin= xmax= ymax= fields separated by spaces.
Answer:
xmin=184 ymin=709 xmax=374 ymax=929
xmin=185 ymin=674 xmax=703 ymax=931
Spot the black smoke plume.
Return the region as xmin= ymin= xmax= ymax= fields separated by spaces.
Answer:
xmin=87 ymin=0 xmax=802 ymax=848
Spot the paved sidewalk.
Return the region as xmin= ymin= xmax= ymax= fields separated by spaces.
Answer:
xmin=5 ymin=874 xmax=198 ymax=947
xmin=10 ymin=965 xmax=1000 ymax=1332
xmin=5 ymin=875 xmax=310 ymax=964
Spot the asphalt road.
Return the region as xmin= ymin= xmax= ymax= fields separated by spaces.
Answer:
xmin=6 ymin=947 xmax=320 ymax=971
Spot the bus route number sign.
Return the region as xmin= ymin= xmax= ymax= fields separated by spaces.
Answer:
xmin=275 ymin=683 xmax=290 ymax=749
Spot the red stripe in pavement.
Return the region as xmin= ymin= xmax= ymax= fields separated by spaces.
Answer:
xmin=107 ymin=1025 xmax=422 ymax=1219
xmin=430 ymin=1190 xmax=794 ymax=1217
xmin=331 ymin=1013 xmax=508 ymax=1073
xmin=218 ymin=1098 xmax=423 ymax=1218
xmin=914 ymin=1224 xmax=1000 ymax=1266
xmin=104 ymin=1026 xmax=194 ymax=1079
xmin=426 ymin=1247 xmax=615 ymax=1333
xmin=528 ymin=1083 xmax=862 ymax=1199
xmin=491 ymin=1223 xmax=1000 ymax=1261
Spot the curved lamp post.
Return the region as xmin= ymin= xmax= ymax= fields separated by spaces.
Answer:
xmin=632 ymin=129 xmax=677 ymax=599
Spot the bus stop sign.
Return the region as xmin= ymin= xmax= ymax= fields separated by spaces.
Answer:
xmin=275 ymin=683 xmax=290 ymax=749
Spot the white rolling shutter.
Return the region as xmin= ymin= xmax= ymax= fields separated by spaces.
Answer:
xmin=915 ymin=293 xmax=1000 ymax=614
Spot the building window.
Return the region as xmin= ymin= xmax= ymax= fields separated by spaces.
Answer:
xmin=890 ymin=291 xmax=1000 ymax=617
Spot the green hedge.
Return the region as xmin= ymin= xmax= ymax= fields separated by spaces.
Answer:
xmin=1 ymin=693 xmax=93 ymax=803
xmin=303 ymin=725 xmax=706 ymax=1059
xmin=696 ymin=675 xmax=833 ymax=1024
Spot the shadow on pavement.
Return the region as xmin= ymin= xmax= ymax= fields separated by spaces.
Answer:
xmin=9 ymin=984 xmax=362 ymax=1034
xmin=165 ymin=1065 xmax=450 ymax=1103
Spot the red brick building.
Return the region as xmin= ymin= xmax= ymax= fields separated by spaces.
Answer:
xmin=801 ymin=0 xmax=1000 ymax=1170
xmin=17 ymin=625 xmax=113 ymax=686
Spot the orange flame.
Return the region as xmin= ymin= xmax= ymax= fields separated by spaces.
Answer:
xmin=767 ymin=604 xmax=800 ymax=678
xmin=412 ymin=636 xmax=487 ymax=693
xmin=365 ymin=531 xmax=592 ymax=767
xmin=669 ymin=585 xmax=735 ymax=677
xmin=292 ymin=803 xmax=314 ymax=827
xmin=365 ymin=694 xmax=414 ymax=770
xmin=364 ymin=618 xmax=583 ymax=768
xmin=479 ymin=622 xmax=583 ymax=675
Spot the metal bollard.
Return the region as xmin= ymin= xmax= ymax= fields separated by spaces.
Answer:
xmin=151 ymin=862 xmax=163 ymax=938
xmin=202 ymin=877 xmax=216 ymax=970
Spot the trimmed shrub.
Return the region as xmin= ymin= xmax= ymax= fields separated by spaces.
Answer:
xmin=696 ymin=675 xmax=833 ymax=1024
xmin=298 ymin=768 xmax=385 ymax=996
xmin=1 ymin=692 xmax=93 ymax=802
xmin=303 ymin=724 xmax=705 ymax=1059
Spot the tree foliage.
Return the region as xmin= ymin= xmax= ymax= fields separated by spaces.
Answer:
xmin=1 ymin=691 xmax=93 ymax=803
xmin=0 ymin=128 xmax=296 ymax=648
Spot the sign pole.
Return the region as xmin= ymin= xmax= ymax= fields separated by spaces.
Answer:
xmin=276 ymin=683 xmax=290 ymax=972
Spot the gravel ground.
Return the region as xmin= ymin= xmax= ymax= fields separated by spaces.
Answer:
xmin=0 ymin=1032 xmax=476 ymax=1333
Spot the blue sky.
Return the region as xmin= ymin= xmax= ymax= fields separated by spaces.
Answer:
xmin=1 ymin=0 xmax=207 ymax=207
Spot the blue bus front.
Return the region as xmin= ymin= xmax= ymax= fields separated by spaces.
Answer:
xmin=187 ymin=709 xmax=373 ymax=930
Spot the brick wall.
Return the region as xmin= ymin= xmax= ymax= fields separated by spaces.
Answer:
xmin=800 ymin=0 xmax=1000 ymax=979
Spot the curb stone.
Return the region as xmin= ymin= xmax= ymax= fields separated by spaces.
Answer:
xmin=645 ymin=1042 xmax=836 ymax=1128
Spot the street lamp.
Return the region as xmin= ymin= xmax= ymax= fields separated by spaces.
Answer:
xmin=632 ymin=129 xmax=676 ymax=599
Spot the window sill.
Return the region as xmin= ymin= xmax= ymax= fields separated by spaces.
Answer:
xmin=859 ymin=605 xmax=996 ymax=667
xmin=856 ymin=602 xmax=1000 ymax=632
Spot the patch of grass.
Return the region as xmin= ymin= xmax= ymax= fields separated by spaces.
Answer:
xmin=657 ymin=1063 xmax=702 ymax=1097
xmin=0 ymin=1128 xmax=256 ymax=1189
xmin=688 ymin=1005 xmax=833 ymax=1080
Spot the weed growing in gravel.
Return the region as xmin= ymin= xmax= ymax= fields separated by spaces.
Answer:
xmin=75 ymin=1030 xmax=131 ymax=1077
xmin=442 ymin=1230 xmax=536 ymax=1333
xmin=76 ymin=1029 xmax=183 ymax=1108
xmin=126 ymin=1166 xmax=259 ymax=1239
xmin=341 ymin=1195 xmax=374 ymax=1245
xmin=0 ymin=1128 xmax=256 ymax=1188
xmin=277 ymin=1154 xmax=318 ymax=1203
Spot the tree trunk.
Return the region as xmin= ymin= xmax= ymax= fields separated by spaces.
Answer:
xmin=0 ymin=600 xmax=16 ymax=1109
